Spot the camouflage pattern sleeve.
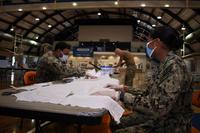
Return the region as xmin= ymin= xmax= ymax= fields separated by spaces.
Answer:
xmin=46 ymin=56 xmax=67 ymax=79
xmin=63 ymin=65 xmax=85 ymax=77
xmin=135 ymin=58 xmax=190 ymax=117
xmin=113 ymin=52 xmax=192 ymax=133
xmin=146 ymin=60 xmax=190 ymax=117
xmin=121 ymin=86 xmax=148 ymax=107
xmin=36 ymin=52 xmax=86 ymax=82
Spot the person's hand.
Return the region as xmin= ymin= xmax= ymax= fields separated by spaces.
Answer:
xmin=113 ymin=65 xmax=118 ymax=68
xmin=91 ymin=89 xmax=120 ymax=101
xmin=123 ymin=85 xmax=129 ymax=92
xmin=105 ymin=84 xmax=124 ymax=91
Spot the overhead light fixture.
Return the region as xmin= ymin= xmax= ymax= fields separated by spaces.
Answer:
xmin=10 ymin=28 xmax=14 ymax=31
xmin=152 ymin=24 xmax=156 ymax=27
xmin=48 ymin=24 xmax=52 ymax=28
xmin=72 ymin=2 xmax=77 ymax=6
xmin=141 ymin=3 xmax=146 ymax=7
xmin=181 ymin=26 xmax=186 ymax=31
xmin=35 ymin=36 xmax=39 ymax=39
xmin=164 ymin=4 xmax=170 ymax=7
xmin=137 ymin=20 xmax=141 ymax=23
xmin=97 ymin=12 xmax=101 ymax=16
xmin=18 ymin=8 xmax=23 ymax=12
xmin=157 ymin=16 xmax=162 ymax=19
xmin=35 ymin=18 xmax=40 ymax=21
xmin=114 ymin=1 xmax=118 ymax=5
xmin=31 ymin=119 xmax=35 ymax=123
xmin=29 ymin=40 xmax=38 ymax=45
xmin=42 ymin=6 xmax=47 ymax=10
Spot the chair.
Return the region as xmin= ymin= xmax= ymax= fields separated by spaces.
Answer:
xmin=81 ymin=113 xmax=112 ymax=133
xmin=23 ymin=71 xmax=37 ymax=85
xmin=23 ymin=71 xmax=53 ymax=132
xmin=192 ymin=90 xmax=200 ymax=107
xmin=81 ymin=110 xmax=133 ymax=133
xmin=191 ymin=127 xmax=200 ymax=133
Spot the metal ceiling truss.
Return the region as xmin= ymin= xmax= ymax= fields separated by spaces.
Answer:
xmin=177 ymin=11 xmax=197 ymax=31
xmin=55 ymin=10 xmax=73 ymax=26
xmin=1 ymin=1 xmax=200 ymax=12
xmin=0 ymin=17 xmax=36 ymax=40
xmin=5 ymin=12 xmax=30 ymax=33
xmin=40 ymin=10 xmax=155 ymax=41
xmin=23 ymin=11 xmax=61 ymax=38
xmin=132 ymin=8 xmax=168 ymax=26
xmin=162 ymin=9 xmax=193 ymax=32
xmin=6 ymin=12 xmax=48 ymax=36
xmin=6 ymin=13 xmax=46 ymax=39
xmin=166 ymin=9 xmax=183 ymax=29
xmin=42 ymin=11 xmax=64 ymax=32
xmin=40 ymin=8 xmax=176 ymax=41
xmin=0 ymin=1 xmax=198 ymax=53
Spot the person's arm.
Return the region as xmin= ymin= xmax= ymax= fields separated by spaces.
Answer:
xmin=46 ymin=57 xmax=81 ymax=79
xmin=63 ymin=65 xmax=85 ymax=77
xmin=49 ymin=59 xmax=68 ymax=79
xmin=121 ymin=62 xmax=188 ymax=118
xmin=141 ymin=63 xmax=185 ymax=117
xmin=115 ymin=56 xmax=123 ymax=67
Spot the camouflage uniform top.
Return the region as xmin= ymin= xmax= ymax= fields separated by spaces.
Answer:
xmin=121 ymin=51 xmax=192 ymax=132
xmin=36 ymin=52 xmax=85 ymax=83
xmin=120 ymin=51 xmax=136 ymax=68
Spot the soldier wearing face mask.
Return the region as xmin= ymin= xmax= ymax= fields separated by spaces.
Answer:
xmin=95 ymin=26 xmax=192 ymax=133
xmin=59 ymin=43 xmax=70 ymax=64
xmin=60 ymin=54 xmax=68 ymax=64
xmin=36 ymin=42 xmax=85 ymax=83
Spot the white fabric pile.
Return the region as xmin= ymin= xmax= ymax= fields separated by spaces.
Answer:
xmin=14 ymin=76 xmax=124 ymax=123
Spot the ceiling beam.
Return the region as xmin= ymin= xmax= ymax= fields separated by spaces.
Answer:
xmin=100 ymin=9 xmax=110 ymax=19
xmin=167 ymin=9 xmax=182 ymax=27
xmin=55 ymin=10 xmax=73 ymax=26
xmin=6 ymin=12 xmax=46 ymax=36
xmin=0 ymin=17 xmax=39 ymax=36
xmin=162 ymin=9 xmax=193 ymax=32
xmin=5 ymin=12 xmax=30 ymax=32
xmin=1 ymin=1 xmax=200 ymax=13
xmin=23 ymin=11 xmax=59 ymax=38
xmin=6 ymin=12 xmax=48 ymax=36
xmin=81 ymin=10 xmax=90 ymax=19
xmin=55 ymin=24 xmax=77 ymax=40
xmin=40 ymin=11 xmax=154 ymax=40
xmin=177 ymin=11 xmax=197 ymax=31
xmin=133 ymin=8 xmax=168 ymax=26
xmin=42 ymin=11 xmax=63 ymax=32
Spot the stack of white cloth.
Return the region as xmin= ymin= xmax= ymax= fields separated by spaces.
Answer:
xmin=14 ymin=75 xmax=124 ymax=123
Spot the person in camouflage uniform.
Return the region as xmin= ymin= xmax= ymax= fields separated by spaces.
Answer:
xmin=36 ymin=42 xmax=85 ymax=83
xmin=115 ymin=48 xmax=136 ymax=87
xmin=107 ymin=26 xmax=192 ymax=133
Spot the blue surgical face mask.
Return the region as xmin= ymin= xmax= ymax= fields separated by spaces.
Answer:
xmin=145 ymin=40 xmax=157 ymax=58
xmin=59 ymin=52 xmax=68 ymax=63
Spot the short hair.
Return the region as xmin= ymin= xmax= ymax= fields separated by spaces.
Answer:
xmin=149 ymin=26 xmax=183 ymax=50
xmin=54 ymin=42 xmax=71 ymax=51
xmin=40 ymin=43 xmax=53 ymax=55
